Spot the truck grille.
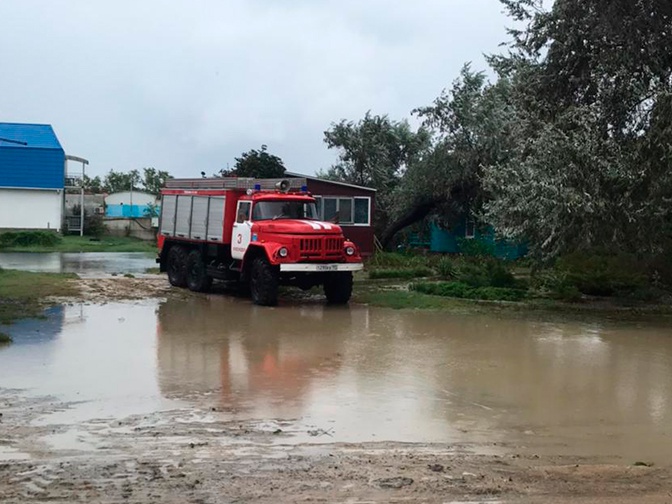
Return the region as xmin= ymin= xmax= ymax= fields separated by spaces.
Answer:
xmin=300 ymin=237 xmax=344 ymax=259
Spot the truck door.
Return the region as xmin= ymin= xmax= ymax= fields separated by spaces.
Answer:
xmin=231 ymin=200 xmax=252 ymax=260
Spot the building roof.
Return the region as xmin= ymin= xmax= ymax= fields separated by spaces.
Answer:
xmin=285 ymin=171 xmax=377 ymax=192
xmin=0 ymin=123 xmax=63 ymax=150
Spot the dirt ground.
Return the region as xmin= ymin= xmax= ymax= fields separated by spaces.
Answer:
xmin=2 ymin=276 xmax=671 ymax=503
xmin=72 ymin=276 xmax=174 ymax=303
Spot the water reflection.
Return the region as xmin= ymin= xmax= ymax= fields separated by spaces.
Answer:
xmin=0 ymin=302 xmax=173 ymax=422
xmin=0 ymin=252 xmax=155 ymax=277
xmin=0 ymin=305 xmax=65 ymax=345
xmin=154 ymin=298 xmax=672 ymax=457
xmin=156 ymin=297 xmax=354 ymax=419
xmin=1 ymin=298 xmax=671 ymax=461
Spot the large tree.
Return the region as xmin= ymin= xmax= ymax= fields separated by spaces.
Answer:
xmin=220 ymin=145 xmax=286 ymax=179
xmin=321 ymin=112 xmax=430 ymax=236
xmin=484 ymin=0 xmax=672 ymax=259
xmin=380 ymin=67 xmax=514 ymax=247
xmin=141 ymin=167 xmax=171 ymax=194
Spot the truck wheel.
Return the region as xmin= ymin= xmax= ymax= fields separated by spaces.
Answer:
xmin=167 ymin=246 xmax=188 ymax=287
xmin=186 ymin=250 xmax=212 ymax=292
xmin=250 ymin=257 xmax=278 ymax=306
xmin=323 ymin=271 xmax=353 ymax=304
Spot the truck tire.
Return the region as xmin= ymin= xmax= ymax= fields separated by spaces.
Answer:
xmin=167 ymin=246 xmax=188 ymax=287
xmin=323 ymin=271 xmax=353 ymax=304
xmin=250 ymin=257 xmax=278 ymax=306
xmin=186 ymin=250 xmax=212 ymax=292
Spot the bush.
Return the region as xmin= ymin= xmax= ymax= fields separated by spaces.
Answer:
xmin=531 ymin=270 xmax=583 ymax=302
xmin=555 ymin=251 xmax=646 ymax=296
xmin=411 ymin=281 xmax=527 ymax=302
xmin=368 ymin=251 xmax=427 ymax=269
xmin=436 ymin=257 xmax=456 ymax=279
xmin=457 ymin=237 xmax=495 ymax=257
xmin=453 ymin=259 xmax=516 ymax=288
xmin=486 ymin=261 xmax=516 ymax=288
xmin=85 ymin=213 xmax=106 ymax=238
xmin=0 ymin=231 xmax=62 ymax=248
xmin=455 ymin=261 xmax=490 ymax=287
xmin=622 ymin=286 xmax=669 ymax=303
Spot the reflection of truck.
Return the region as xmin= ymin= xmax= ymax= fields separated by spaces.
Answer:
xmin=156 ymin=177 xmax=363 ymax=306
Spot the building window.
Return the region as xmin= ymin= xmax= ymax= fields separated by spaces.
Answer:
xmin=315 ymin=196 xmax=371 ymax=226
xmin=338 ymin=198 xmax=353 ymax=223
xmin=465 ymin=218 xmax=476 ymax=239
xmin=323 ymin=197 xmax=337 ymax=221
xmin=353 ymin=197 xmax=370 ymax=225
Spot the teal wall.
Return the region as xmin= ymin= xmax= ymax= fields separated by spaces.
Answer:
xmin=429 ymin=220 xmax=527 ymax=260
xmin=106 ymin=204 xmax=156 ymax=218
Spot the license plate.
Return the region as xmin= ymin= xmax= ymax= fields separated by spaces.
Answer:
xmin=316 ymin=264 xmax=338 ymax=271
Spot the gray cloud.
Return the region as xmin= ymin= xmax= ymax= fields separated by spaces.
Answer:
xmin=0 ymin=0 xmax=511 ymax=178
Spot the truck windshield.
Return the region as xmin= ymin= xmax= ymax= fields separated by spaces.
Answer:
xmin=252 ymin=200 xmax=319 ymax=221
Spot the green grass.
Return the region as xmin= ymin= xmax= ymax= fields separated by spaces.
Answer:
xmin=0 ymin=268 xmax=79 ymax=324
xmin=369 ymin=267 xmax=434 ymax=280
xmin=411 ymin=281 xmax=528 ymax=302
xmin=0 ymin=235 xmax=156 ymax=253
xmin=0 ymin=231 xmax=61 ymax=248
xmin=366 ymin=251 xmax=431 ymax=269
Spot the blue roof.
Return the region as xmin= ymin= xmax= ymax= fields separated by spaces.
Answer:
xmin=0 ymin=123 xmax=63 ymax=150
xmin=0 ymin=123 xmax=65 ymax=190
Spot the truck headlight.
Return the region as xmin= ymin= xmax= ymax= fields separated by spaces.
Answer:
xmin=345 ymin=246 xmax=355 ymax=256
xmin=278 ymin=247 xmax=288 ymax=258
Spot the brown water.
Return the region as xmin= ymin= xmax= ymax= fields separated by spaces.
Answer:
xmin=0 ymin=252 xmax=155 ymax=277
xmin=2 ymin=296 xmax=672 ymax=463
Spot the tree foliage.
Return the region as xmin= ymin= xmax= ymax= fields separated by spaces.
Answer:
xmin=380 ymin=67 xmax=514 ymax=246
xmin=141 ymin=167 xmax=171 ymax=194
xmin=321 ymin=112 xmax=430 ymax=235
xmin=82 ymin=175 xmax=103 ymax=193
xmin=483 ymin=0 xmax=672 ymax=259
xmin=320 ymin=0 xmax=672 ymax=256
xmin=101 ymin=169 xmax=140 ymax=193
xmin=84 ymin=168 xmax=171 ymax=195
xmin=322 ymin=112 xmax=429 ymax=189
xmin=220 ymin=145 xmax=286 ymax=179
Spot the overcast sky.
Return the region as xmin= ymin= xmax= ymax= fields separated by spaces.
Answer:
xmin=0 ymin=0 xmax=512 ymax=179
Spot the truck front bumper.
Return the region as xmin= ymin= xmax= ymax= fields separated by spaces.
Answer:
xmin=279 ymin=263 xmax=364 ymax=273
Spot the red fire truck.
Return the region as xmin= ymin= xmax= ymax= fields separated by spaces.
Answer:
xmin=157 ymin=177 xmax=363 ymax=306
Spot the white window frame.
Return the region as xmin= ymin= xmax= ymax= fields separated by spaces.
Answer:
xmin=314 ymin=195 xmax=371 ymax=226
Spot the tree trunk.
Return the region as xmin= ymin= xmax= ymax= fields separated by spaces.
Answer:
xmin=379 ymin=181 xmax=477 ymax=249
xmin=379 ymin=200 xmax=438 ymax=249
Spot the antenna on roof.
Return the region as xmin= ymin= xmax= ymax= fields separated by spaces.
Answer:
xmin=0 ymin=137 xmax=28 ymax=146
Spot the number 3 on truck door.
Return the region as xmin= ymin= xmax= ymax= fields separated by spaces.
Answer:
xmin=232 ymin=201 xmax=252 ymax=260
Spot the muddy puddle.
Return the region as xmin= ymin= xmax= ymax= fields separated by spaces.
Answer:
xmin=1 ymin=296 xmax=672 ymax=464
xmin=0 ymin=251 xmax=155 ymax=277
